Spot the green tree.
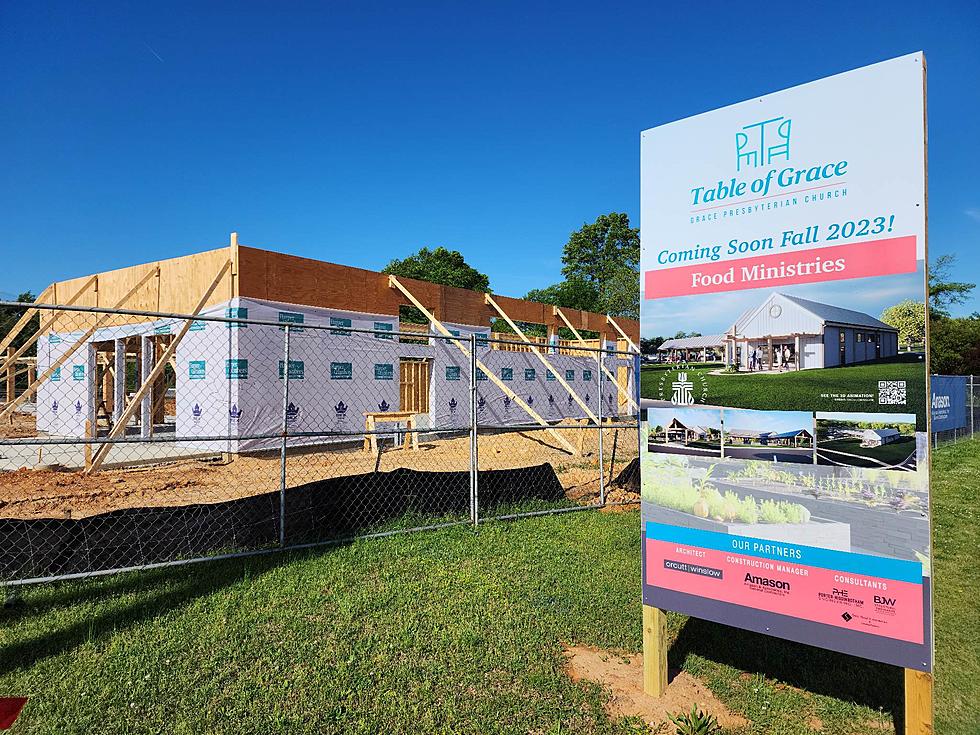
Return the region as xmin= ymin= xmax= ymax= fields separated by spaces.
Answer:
xmin=382 ymin=247 xmax=490 ymax=324
xmin=382 ymin=246 xmax=490 ymax=292
xmin=523 ymin=278 xmax=600 ymax=313
xmin=0 ymin=291 xmax=39 ymax=356
xmin=880 ymin=299 xmax=926 ymax=348
xmin=930 ymin=315 xmax=980 ymax=375
xmin=560 ymin=212 xmax=639 ymax=319
xmin=929 ymin=254 xmax=975 ymax=318
xmin=640 ymin=336 xmax=664 ymax=354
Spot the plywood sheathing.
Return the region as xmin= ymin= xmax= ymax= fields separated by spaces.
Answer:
xmin=237 ymin=246 xmax=638 ymax=338
xmin=42 ymin=243 xmax=639 ymax=341
xmin=47 ymin=247 xmax=232 ymax=332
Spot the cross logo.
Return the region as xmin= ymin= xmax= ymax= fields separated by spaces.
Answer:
xmin=671 ymin=372 xmax=695 ymax=405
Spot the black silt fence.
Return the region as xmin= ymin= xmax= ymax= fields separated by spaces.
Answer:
xmin=1 ymin=464 xmax=566 ymax=581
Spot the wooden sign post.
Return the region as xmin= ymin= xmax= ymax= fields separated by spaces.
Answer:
xmin=904 ymin=669 xmax=933 ymax=735
xmin=642 ymin=604 xmax=668 ymax=698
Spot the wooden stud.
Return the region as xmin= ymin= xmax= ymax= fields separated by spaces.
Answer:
xmin=83 ymin=420 xmax=93 ymax=471
xmin=0 ymin=285 xmax=54 ymax=359
xmin=0 ymin=278 xmax=97 ymax=375
xmin=87 ymin=260 xmax=232 ymax=473
xmin=486 ymin=293 xmax=600 ymax=424
xmin=554 ymin=306 xmax=586 ymax=344
xmin=607 ymin=314 xmax=639 ymax=354
xmin=230 ymin=232 xmax=240 ymax=299
xmin=904 ymin=669 xmax=933 ymax=734
xmin=101 ymin=359 xmax=113 ymax=413
xmin=556 ymin=306 xmax=637 ymax=412
xmin=388 ymin=275 xmax=577 ymax=454
xmin=0 ymin=267 xmax=159 ymax=423
xmin=643 ymin=604 xmax=668 ymax=697
xmin=4 ymin=348 xmax=13 ymax=405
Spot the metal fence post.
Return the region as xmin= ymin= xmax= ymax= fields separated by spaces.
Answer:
xmin=596 ymin=343 xmax=604 ymax=505
xmin=469 ymin=333 xmax=479 ymax=526
xmin=972 ymin=374 xmax=976 ymax=439
xmin=279 ymin=324 xmax=291 ymax=547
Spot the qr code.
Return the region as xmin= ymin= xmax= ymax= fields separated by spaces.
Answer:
xmin=878 ymin=380 xmax=907 ymax=405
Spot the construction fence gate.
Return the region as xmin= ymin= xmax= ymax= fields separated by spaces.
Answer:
xmin=0 ymin=301 xmax=641 ymax=586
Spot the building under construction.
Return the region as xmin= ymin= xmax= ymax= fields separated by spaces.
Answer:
xmin=1 ymin=235 xmax=639 ymax=466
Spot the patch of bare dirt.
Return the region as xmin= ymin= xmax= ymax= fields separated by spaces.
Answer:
xmin=0 ymin=412 xmax=36 ymax=439
xmin=563 ymin=644 xmax=748 ymax=731
xmin=0 ymin=423 xmax=638 ymax=519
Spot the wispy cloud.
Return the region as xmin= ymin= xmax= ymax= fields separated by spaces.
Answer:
xmin=143 ymin=42 xmax=164 ymax=63
xmin=966 ymin=208 xmax=980 ymax=223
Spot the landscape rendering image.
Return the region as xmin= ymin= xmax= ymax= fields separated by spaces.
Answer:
xmin=645 ymin=407 xmax=723 ymax=457
xmin=816 ymin=411 xmax=918 ymax=471
xmin=722 ymin=408 xmax=814 ymax=464
xmin=640 ymin=421 xmax=930 ymax=562
xmin=640 ymin=273 xmax=930 ymax=427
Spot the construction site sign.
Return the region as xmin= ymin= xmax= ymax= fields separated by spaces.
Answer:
xmin=640 ymin=53 xmax=932 ymax=671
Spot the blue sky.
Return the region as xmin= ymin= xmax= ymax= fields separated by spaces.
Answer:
xmin=2 ymin=1 xmax=978 ymax=312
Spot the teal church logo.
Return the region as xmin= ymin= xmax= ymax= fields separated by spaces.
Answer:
xmin=736 ymin=116 xmax=791 ymax=171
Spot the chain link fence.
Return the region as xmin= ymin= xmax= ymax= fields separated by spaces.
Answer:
xmin=0 ymin=301 xmax=640 ymax=586
xmin=931 ymin=374 xmax=977 ymax=447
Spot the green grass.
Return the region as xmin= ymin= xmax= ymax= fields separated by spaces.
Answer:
xmin=818 ymin=437 xmax=916 ymax=467
xmin=641 ymin=361 xmax=927 ymax=426
xmin=932 ymin=439 xmax=980 ymax=734
xmin=0 ymin=441 xmax=975 ymax=734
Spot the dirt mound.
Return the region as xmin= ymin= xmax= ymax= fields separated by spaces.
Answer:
xmin=564 ymin=644 xmax=747 ymax=730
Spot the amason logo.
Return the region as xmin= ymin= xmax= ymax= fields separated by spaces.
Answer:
xmin=736 ymin=116 xmax=792 ymax=171
xmin=656 ymin=364 xmax=708 ymax=406
xmin=743 ymin=572 xmax=790 ymax=591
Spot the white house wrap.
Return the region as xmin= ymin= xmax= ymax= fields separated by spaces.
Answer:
xmin=34 ymin=297 xmax=636 ymax=451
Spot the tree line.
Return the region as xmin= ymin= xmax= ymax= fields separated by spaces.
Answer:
xmin=3 ymin=218 xmax=977 ymax=375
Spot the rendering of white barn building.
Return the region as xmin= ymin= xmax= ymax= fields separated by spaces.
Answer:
xmin=723 ymin=293 xmax=899 ymax=371
xmin=861 ymin=428 xmax=901 ymax=447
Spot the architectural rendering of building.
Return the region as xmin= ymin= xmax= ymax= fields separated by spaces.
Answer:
xmin=661 ymin=416 xmax=718 ymax=443
xmin=861 ymin=428 xmax=901 ymax=447
xmin=726 ymin=427 xmax=813 ymax=447
xmin=722 ymin=292 xmax=900 ymax=371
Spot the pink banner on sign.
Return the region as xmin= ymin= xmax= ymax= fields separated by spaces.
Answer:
xmin=646 ymin=539 xmax=924 ymax=644
xmin=644 ymin=235 xmax=917 ymax=300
